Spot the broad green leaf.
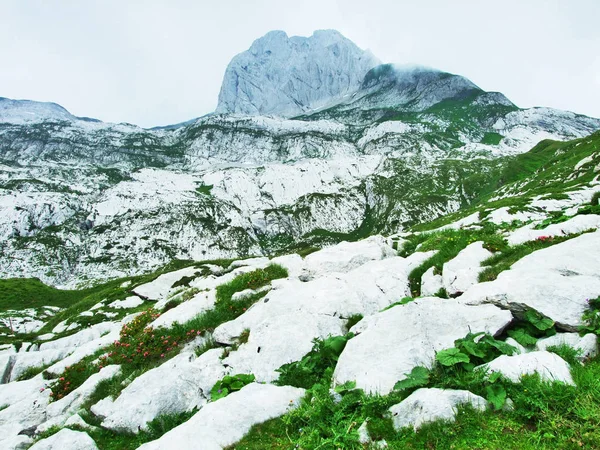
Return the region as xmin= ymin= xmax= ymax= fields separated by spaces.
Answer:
xmin=230 ymin=381 xmax=245 ymax=390
xmin=508 ymin=328 xmax=538 ymax=347
xmin=488 ymin=371 xmax=502 ymax=383
xmin=323 ymin=336 xmax=348 ymax=356
xmin=393 ymin=366 xmax=430 ymax=391
xmin=482 ymin=336 xmax=517 ymax=355
xmin=486 ymin=384 xmax=507 ymax=410
xmin=525 ymin=310 xmax=555 ymax=331
xmin=334 ymin=380 xmax=356 ymax=393
xmin=436 ymin=348 xmax=470 ymax=366
xmin=460 ymin=339 xmax=486 ymax=358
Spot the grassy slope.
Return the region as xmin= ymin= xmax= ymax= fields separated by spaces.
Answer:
xmin=413 ymin=130 xmax=600 ymax=232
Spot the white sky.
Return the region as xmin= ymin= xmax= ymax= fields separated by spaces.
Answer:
xmin=1 ymin=0 xmax=598 ymax=128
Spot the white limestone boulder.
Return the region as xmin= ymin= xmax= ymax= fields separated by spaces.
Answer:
xmin=535 ymin=333 xmax=598 ymax=361
xmin=486 ymin=207 xmax=544 ymax=225
xmin=100 ymin=349 xmax=227 ymax=433
xmin=64 ymin=414 xmax=96 ymax=431
xmin=137 ymin=383 xmax=305 ymax=450
xmin=221 ymin=312 xmax=345 ymax=382
xmin=301 ymin=235 xmax=396 ymax=280
xmin=228 ymin=257 xmax=270 ymax=270
xmin=29 ymin=429 xmax=98 ymax=450
xmin=0 ymin=382 xmax=51 ymax=439
xmin=332 ymin=298 xmax=512 ymax=395
xmin=271 ymin=253 xmax=305 ymax=279
xmin=442 ymin=242 xmax=492 ymax=296
xmin=42 ymin=365 xmax=121 ymax=430
xmin=45 ymin=328 xmax=120 ymax=377
xmin=231 ymin=285 xmax=271 ymax=302
xmin=389 ymin=388 xmax=487 ymax=431
xmin=108 ymin=296 xmax=144 ymax=309
xmin=421 ymin=267 xmax=443 ymax=296
xmin=40 ymin=322 xmax=118 ymax=352
xmin=133 ymin=266 xmax=202 ymax=301
xmin=214 ymin=254 xmax=432 ymax=382
xmin=0 ymin=430 xmax=32 ymax=450
xmin=478 ymin=351 xmax=574 ymax=385
xmin=151 ymin=290 xmax=216 ymax=329
xmin=459 ymin=231 xmax=600 ymax=330
xmin=9 ymin=349 xmax=71 ymax=382
xmin=507 ymin=214 xmax=600 ymax=246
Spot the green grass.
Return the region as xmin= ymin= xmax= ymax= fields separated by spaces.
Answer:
xmin=215 ymin=264 xmax=287 ymax=303
xmin=15 ymin=363 xmax=50 ymax=381
xmin=233 ymin=349 xmax=600 ymax=450
xmin=402 ymin=226 xmax=507 ymax=296
xmin=481 ymin=132 xmax=504 ymax=145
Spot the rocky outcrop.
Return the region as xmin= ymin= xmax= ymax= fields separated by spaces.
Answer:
xmin=216 ymin=30 xmax=379 ymax=116
xmin=332 ymin=298 xmax=513 ymax=394
xmin=137 ymin=383 xmax=305 ymax=450
xmin=389 ymin=388 xmax=487 ymax=431
xmin=459 ymin=230 xmax=600 ymax=330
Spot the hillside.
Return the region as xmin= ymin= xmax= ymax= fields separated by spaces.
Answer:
xmin=0 ymin=130 xmax=599 ymax=449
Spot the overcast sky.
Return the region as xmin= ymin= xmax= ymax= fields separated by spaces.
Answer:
xmin=1 ymin=0 xmax=598 ymax=127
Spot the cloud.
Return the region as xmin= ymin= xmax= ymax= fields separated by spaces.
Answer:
xmin=1 ymin=0 xmax=598 ymax=127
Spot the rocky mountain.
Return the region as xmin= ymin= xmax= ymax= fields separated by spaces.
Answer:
xmin=2 ymin=28 xmax=600 ymax=450
xmin=0 ymin=30 xmax=599 ymax=291
xmin=216 ymin=30 xmax=380 ymax=116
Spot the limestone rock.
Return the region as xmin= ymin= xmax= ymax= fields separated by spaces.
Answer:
xmin=137 ymin=383 xmax=305 ymax=450
xmin=151 ymin=290 xmax=216 ymax=329
xmin=507 ymin=214 xmax=600 ymax=246
xmin=478 ymin=351 xmax=574 ymax=385
xmin=108 ymin=296 xmax=144 ymax=309
xmin=389 ymin=388 xmax=487 ymax=431
xmin=100 ymin=349 xmax=227 ymax=433
xmin=442 ymin=242 xmax=492 ymax=296
xmin=29 ymin=429 xmax=98 ymax=450
xmin=421 ymin=267 xmax=443 ymax=296
xmin=333 ymin=298 xmax=512 ymax=394
xmin=301 ymin=235 xmax=396 ymax=280
xmin=133 ymin=267 xmax=201 ymax=301
xmin=459 ymin=231 xmax=600 ymax=330
xmin=215 ymin=254 xmax=431 ymax=382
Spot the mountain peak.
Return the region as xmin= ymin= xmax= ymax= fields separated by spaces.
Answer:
xmin=216 ymin=30 xmax=380 ymax=117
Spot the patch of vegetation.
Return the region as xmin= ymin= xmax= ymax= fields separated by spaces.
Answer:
xmin=506 ymin=309 xmax=556 ymax=347
xmin=15 ymin=363 xmax=51 ymax=381
xmin=276 ymin=335 xmax=351 ymax=389
xmin=211 ymin=374 xmax=256 ymax=401
xmin=580 ymin=296 xmax=600 ymax=336
xmin=402 ymin=226 xmax=507 ymax=296
xmin=77 ymin=409 xmax=197 ymax=450
xmin=195 ymin=184 xmax=213 ymax=196
xmin=480 ymin=132 xmax=504 ymax=145
xmin=381 ymin=296 xmax=414 ymax=311
xmin=215 ymin=264 xmax=287 ymax=303
xmin=345 ymin=314 xmax=363 ymax=330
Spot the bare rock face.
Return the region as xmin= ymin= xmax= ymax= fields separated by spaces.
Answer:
xmin=216 ymin=30 xmax=380 ymax=117
xmin=137 ymin=383 xmax=305 ymax=450
xmin=459 ymin=230 xmax=600 ymax=330
xmin=389 ymin=388 xmax=487 ymax=431
xmin=477 ymin=351 xmax=575 ymax=385
xmin=332 ymin=297 xmax=513 ymax=395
